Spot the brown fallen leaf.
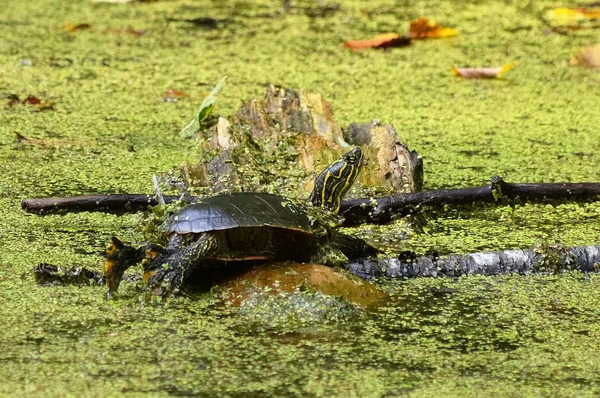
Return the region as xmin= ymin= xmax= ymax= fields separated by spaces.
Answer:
xmin=545 ymin=7 xmax=600 ymax=32
xmin=15 ymin=131 xmax=54 ymax=146
xmin=409 ymin=17 xmax=457 ymax=39
xmin=547 ymin=7 xmax=600 ymax=23
xmin=25 ymin=96 xmax=54 ymax=111
xmin=14 ymin=131 xmax=77 ymax=147
xmin=7 ymin=95 xmax=54 ymax=111
xmin=569 ymin=43 xmax=600 ymax=68
xmin=22 ymin=95 xmax=41 ymax=105
xmin=451 ymin=63 xmax=515 ymax=78
xmin=103 ymin=27 xmax=146 ymax=36
xmin=343 ymin=33 xmax=411 ymax=51
xmin=63 ymin=23 xmax=91 ymax=32
xmin=583 ymin=9 xmax=600 ymax=18
xmin=546 ymin=8 xmax=586 ymax=25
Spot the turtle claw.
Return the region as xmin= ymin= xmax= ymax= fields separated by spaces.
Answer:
xmin=142 ymin=234 xmax=218 ymax=297
xmin=147 ymin=264 xmax=186 ymax=297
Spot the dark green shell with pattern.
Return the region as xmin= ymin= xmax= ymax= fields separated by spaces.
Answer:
xmin=164 ymin=193 xmax=313 ymax=236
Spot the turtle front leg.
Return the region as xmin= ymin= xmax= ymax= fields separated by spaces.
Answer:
xmin=105 ymin=237 xmax=164 ymax=298
xmin=145 ymin=233 xmax=221 ymax=297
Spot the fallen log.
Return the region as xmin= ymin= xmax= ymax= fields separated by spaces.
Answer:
xmin=21 ymin=177 xmax=600 ymax=226
xmin=21 ymin=194 xmax=188 ymax=214
xmin=33 ymin=244 xmax=600 ymax=288
xmin=339 ymin=176 xmax=600 ymax=225
xmin=348 ymin=244 xmax=600 ymax=280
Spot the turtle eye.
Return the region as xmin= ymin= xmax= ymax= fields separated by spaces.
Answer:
xmin=343 ymin=147 xmax=363 ymax=165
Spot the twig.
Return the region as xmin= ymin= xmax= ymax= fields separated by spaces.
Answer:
xmin=152 ymin=175 xmax=166 ymax=206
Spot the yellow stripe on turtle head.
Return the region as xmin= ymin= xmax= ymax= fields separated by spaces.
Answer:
xmin=310 ymin=147 xmax=363 ymax=214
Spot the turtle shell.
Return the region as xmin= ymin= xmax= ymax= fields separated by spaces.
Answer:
xmin=164 ymin=193 xmax=312 ymax=235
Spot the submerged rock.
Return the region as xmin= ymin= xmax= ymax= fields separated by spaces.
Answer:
xmin=221 ymin=262 xmax=386 ymax=307
xmin=217 ymin=262 xmax=387 ymax=329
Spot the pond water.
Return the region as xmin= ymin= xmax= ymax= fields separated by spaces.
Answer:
xmin=1 ymin=0 xmax=600 ymax=396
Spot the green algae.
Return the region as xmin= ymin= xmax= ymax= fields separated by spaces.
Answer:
xmin=2 ymin=0 xmax=600 ymax=396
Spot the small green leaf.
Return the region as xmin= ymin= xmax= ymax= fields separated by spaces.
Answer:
xmin=198 ymin=104 xmax=214 ymax=123
xmin=180 ymin=76 xmax=227 ymax=138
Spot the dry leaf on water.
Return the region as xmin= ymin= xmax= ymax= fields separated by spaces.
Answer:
xmin=343 ymin=33 xmax=411 ymax=51
xmin=22 ymin=96 xmax=41 ymax=105
xmin=63 ymin=23 xmax=91 ymax=32
xmin=452 ymin=64 xmax=514 ymax=78
xmin=14 ymin=131 xmax=75 ymax=147
xmin=15 ymin=131 xmax=48 ymax=145
xmin=343 ymin=17 xmax=455 ymax=50
xmin=569 ymin=44 xmax=600 ymax=68
xmin=546 ymin=7 xmax=600 ymax=25
xmin=581 ymin=8 xmax=600 ymax=19
xmin=409 ymin=17 xmax=457 ymax=39
xmin=7 ymin=95 xmax=54 ymax=111
xmin=23 ymin=95 xmax=54 ymax=111
xmin=545 ymin=7 xmax=600 ymax=32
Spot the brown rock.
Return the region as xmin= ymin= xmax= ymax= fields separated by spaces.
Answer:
xmin=220 ymin=262 xmax=386 ymax=308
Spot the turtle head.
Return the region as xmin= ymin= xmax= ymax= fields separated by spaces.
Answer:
xmin=309 ymin=147 xmax=364 ymax=214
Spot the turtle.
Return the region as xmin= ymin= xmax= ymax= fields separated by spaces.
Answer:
xmin=105 ymin=146 xmax=377 ymax=298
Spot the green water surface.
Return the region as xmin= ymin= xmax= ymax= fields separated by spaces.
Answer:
xmin=1 ymin=0 xmax=600 ymax=396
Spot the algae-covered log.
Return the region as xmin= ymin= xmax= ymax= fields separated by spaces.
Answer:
xmin=339 ymin=177 xmax=600 ymax=225
xmin=21 ymin=194 xmax=188 ymax=214
xmin=348 ymin=244 xmax=600 ymax=280
xmin=183 ymin=85 xmax=421 ymax=199
xmin=21 ymin=177 xmax=600 ymax=224
xmin=33 ymin=244 xmax=600 ymax=288
xmin=345 ymin=121 xmax=423 ymax=193
xmin=33 ymin=263 xmax=104 ymax=286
